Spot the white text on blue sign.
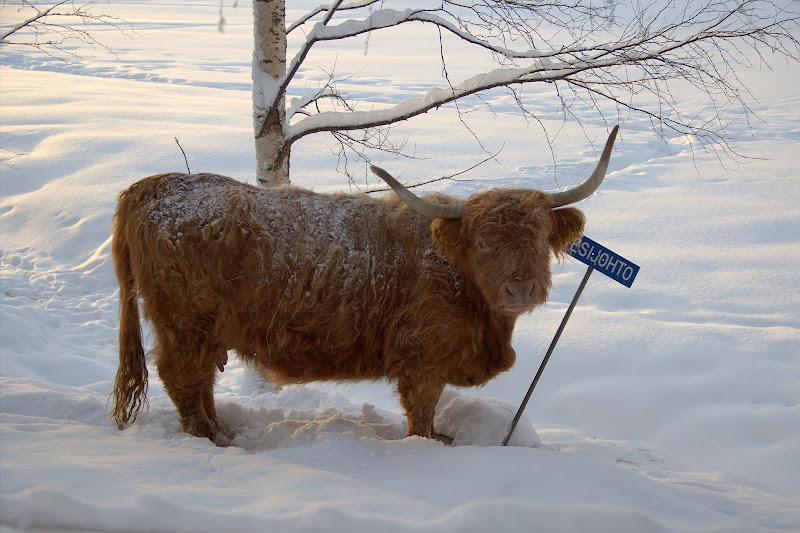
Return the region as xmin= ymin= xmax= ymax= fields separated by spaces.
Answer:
xmin=567 ymin=236 xmax=639 ymax=288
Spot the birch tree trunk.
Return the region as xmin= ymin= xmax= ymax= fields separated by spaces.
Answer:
xmin=253 ymin=0 xmax=289 ymax=187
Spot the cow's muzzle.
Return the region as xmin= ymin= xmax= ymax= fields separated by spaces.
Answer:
xmin=503 ymin=281 xmax=537 ymax=312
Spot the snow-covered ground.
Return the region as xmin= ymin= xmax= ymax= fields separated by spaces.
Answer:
xmin=1 ymin=1 xmax=798 ymax=531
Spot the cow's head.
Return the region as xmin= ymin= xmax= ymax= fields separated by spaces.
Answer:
xmin=371 ymin=126 xmax=618 ymax=316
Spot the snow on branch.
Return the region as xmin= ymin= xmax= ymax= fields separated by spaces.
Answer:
xmin=286 ymin=0 xmax=381 ymax=35
xmin=294 ymin=8 xmax=561 ymax=59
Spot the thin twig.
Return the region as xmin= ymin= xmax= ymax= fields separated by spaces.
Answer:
xmin=175 ymin=138 xmax=190 ymax=174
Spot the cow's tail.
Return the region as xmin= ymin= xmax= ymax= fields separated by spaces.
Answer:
xmin=109 ymin=190 xmax=149 ymax=429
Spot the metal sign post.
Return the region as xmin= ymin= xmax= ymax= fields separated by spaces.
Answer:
xmin=502 ymin=236 xmax=639 ymax=446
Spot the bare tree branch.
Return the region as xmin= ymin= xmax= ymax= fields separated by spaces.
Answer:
xmin=1 ymin=0 xmax=134 ymax=62
xmin=364 ymin=144 xmax=504 ymax=194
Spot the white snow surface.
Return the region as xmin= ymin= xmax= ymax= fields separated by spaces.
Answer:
xmin=1 ymin=1 xmax=799 ymax=532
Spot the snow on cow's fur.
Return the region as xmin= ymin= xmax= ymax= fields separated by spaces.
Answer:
xmin=110 ymin=128 xmax=618 ymax=445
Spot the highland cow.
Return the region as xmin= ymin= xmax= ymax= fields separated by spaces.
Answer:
xmin=110 ymin=126 xmax=619 ymax=445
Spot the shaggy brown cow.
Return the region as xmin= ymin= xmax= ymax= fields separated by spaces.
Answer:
xmin=111 ymin=126 xmax=618 ymax=445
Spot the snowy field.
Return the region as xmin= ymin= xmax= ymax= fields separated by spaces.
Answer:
xmin=1 ymin=1 xmax=799 ymax=531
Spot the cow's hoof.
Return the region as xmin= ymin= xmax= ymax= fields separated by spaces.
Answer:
xmin=434 ymin=432 xmax=454 ymax=446
xmin=212 ymin=420 xmax=233 ymax=447
xmin=213 ymin=432 xmax=231 ymax=447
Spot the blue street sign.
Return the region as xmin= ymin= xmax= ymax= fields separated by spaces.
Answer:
xmin=566 ymin=236 xmax=639 ymax=288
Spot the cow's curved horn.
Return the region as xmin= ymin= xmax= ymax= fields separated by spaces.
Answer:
xmin=370 ymin=165 xmax=466 ymax=219
xmin=548 ymin=125 xmax=619 ymax=208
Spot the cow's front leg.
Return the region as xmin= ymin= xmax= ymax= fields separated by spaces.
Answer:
xmin=397 ymin=379 xmax=445 ymax=438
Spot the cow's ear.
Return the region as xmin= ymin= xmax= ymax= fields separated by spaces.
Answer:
xmin=431 ymin=218 xmax=463 ymax=254
xmin=549 ymin=207 xmax=585 ymax=258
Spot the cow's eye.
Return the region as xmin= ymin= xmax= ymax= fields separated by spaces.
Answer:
xmin=476 ymin=238 xmax=489 ymax=251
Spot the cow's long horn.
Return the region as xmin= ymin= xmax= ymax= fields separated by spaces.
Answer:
xmin=547 ymin=125 xmax=619 ymax=208
xmin=370 ymin=165 xmax=466 ymax=219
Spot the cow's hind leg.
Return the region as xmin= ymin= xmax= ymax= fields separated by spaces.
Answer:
xmin=154 ymin=335 xmax=230 ymax=446
xmin=398 ymin=379 xmax=445 ymax=439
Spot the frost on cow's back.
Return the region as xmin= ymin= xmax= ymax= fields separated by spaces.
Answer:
xmin=140 ymin=172 xmax=457 ymax=306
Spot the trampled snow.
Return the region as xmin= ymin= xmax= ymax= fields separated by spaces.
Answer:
xmin=1 ymin=1 xmax=799 ymax=532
